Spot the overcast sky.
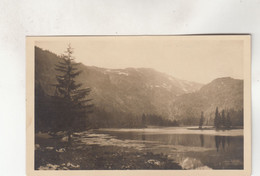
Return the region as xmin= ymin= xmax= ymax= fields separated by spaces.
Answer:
xmin=35 ymin=36 xmax=243 ymax=84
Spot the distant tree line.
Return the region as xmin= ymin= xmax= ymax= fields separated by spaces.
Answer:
xmin=197 ymin=107 xmax=243 ymax=130
xmin=141 ymin=114 xmax=179 ymax=127
xmin=214 ymin=107 xmax=232 ymax=130
xmin=86 ymin=109 xmax=179 ymax=128
xmin=88 ymin=107 xmax=144 ymax=128
xmin=178 ymin=107 xmax=243 ymax=127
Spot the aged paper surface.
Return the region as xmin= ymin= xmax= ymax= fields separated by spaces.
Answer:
xmin=26 ymin=35 xmax=251 ymax=176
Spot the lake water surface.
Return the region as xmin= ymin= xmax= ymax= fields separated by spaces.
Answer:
xmin=77 ymin=127 xmax=243 ymax=170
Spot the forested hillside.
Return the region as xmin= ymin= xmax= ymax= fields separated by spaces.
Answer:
xmin=35 ymin=46 xmax=243 ymax=131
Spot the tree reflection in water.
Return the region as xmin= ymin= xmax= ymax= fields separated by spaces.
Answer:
xmin=142 ymin=133 xmax=146 ymax=141
xmin=214 ymin=136 xmax=231 ymax=152
xmin=222 ymin=136 xmax=226 ymax=150
xmin=200 ymin=134 xmax=204 ymax=147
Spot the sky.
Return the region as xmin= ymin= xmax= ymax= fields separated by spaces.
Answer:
xmin=35 ymin=36 xmax=244 ymax=84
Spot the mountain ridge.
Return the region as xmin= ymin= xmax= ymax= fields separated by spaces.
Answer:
xmin=35 ymin=47 xmax=243 ymax=126
xmin=35 ymin=47 xmax=203 ymax=117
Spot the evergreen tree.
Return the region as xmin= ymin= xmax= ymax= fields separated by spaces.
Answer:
xmin=199 ymin=111 xmax=204 ymax=129
xmin=214 ymin=107 xmax=221 ymax=129
xmin=218 ymin=112 xmax=221 ymax=127
xmin=53 ymin=44 xmax=93 ymax=144
xmin=221 ymin=110 xmax=226 ymax=129
xmin=226 ymin=112 xmax=231 ymax=129
xmin=142 ymin=114 xmax=146 ymax=127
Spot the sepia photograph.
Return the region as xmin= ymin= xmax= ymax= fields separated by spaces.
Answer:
xmin=26 ymin=36 xmax=251 ymax=176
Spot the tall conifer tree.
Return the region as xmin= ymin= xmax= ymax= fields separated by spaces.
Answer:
xmin=199 ymin=111 xmax=204 ymax=129
xmin=214 ymin=107 xmax=221 ymax=129
xmin=54 ymin=44 xmax=93 ymax=144
xmin=221 ymin=110 xmax=226 ymax=129
xmin=226 ymin=112 xmax=231 ymax=129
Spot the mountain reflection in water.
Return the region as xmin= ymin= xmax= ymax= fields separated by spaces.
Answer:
xmin=89 ymin=127 xmax=244 ymax=170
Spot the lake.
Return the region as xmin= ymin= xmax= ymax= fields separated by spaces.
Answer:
xmin=76 ymin=127 xmax=243 ymax=170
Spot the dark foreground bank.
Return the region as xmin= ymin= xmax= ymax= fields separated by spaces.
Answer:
xmin=35 ymin=133 xmax=182 ymax=170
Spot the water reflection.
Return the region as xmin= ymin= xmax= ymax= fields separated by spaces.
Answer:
xmin=142 ymin=133 xmax=146 ymax=141
xmin=215 ymin=136 xmax=220 ymax=152
xmin=222 ymin=136 xmax=226 ymax=150
xmin=214 ymin=136 xmax=231 ymax=152
xmin=95 ymin=128 xmax=243 ymax=169
xmin=200 ymin=134 xmax=204 ymax=147
xmin=227 ymin=136 xmax=231 ymax=146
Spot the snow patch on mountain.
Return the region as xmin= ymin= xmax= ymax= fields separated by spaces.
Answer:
xmin=105 ymin=69 xmax=129 ymax=76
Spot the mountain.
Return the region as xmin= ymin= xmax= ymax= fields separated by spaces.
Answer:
xmin=35 ymin=47 xmax=202 ymax=119
xmin=35 ymin=47 xmax=243 ymax=127
xmin=171 ymin=77 xmax=243 ymax=125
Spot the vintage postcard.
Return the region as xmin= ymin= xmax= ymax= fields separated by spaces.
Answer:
xmin=26 ymin=35 xmax=251 ymax=176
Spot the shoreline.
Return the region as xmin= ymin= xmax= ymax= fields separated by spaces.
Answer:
xmin=35 ymin=134 xmax=182 ymax=170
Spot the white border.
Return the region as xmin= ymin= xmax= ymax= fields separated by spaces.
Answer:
xmin=0 ymin=1 xmax=259 ymax=176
